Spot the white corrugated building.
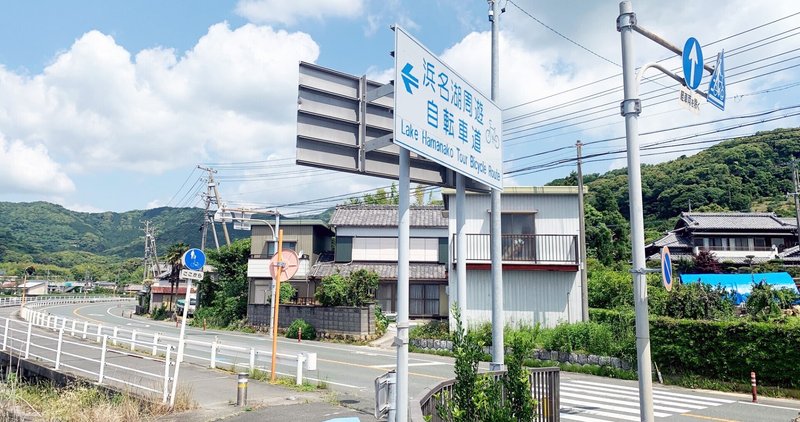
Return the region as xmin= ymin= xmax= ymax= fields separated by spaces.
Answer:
xmin=443 ymin=186 xmax=585 ymax=328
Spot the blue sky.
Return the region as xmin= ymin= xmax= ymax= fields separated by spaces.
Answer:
xmin=1 ymin=1 xmax=799 ymax=214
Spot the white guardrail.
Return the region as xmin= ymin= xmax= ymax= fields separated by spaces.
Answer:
xmin=0 ymin=296 xmax=315 ymax=405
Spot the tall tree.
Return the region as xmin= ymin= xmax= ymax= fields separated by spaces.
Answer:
xmin=164 ymin=243 xmax=189 ymax=312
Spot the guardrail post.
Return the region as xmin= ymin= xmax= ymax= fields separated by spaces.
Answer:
xmin=210 ymin=337 xmax=218 ymax=369
xmin=61 ymin=317 xmax=66 ymax=331
xmin=48 ymin=315 xmax=53 ymax=329
xmin=2 ymin=319 xmax=8 ymax=351
xmin=55 ymin=328 xmax=64 ymax=370
xmin=82 ymin=321 xmax=88 ymax=339
xmin=131 ymin=329 xmax=137 ymax=351
xmin=96 ymin=324 xmax=103 ymax=342
xmin=71 ymin=320 xmax=77 ymax=337
xmin=249 ymin=347 xmax=256 ymax=372
xmin=153 ymin=333 xmax=160 ymax=356
xmin=24 ymin=319 xmax=32 ymax=359
xmin=112 ymin=327 xmax=119 ymax=346
xmin=163 ymin=345 xmax=172 ymax=404
xmin=296 ymin=354 xmax=305 ymax=385
xmin=98 ymin=335 xmax=108 ymax=383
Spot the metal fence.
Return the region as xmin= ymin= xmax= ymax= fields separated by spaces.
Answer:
xmin=456 ymin=234 xmax=578 ymax=264
xmin=9 ymin=297 xmax=315 ymax=404
xmin=412 ymin=367 xmax=560 ymax=422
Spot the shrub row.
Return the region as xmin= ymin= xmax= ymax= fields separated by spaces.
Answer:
xmin=590 ymin=308 xmax=800 ymax=387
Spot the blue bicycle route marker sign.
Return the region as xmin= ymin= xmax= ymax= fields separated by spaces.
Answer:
xmin=682 ymin=37 xmax=704 ymax=90
xmin=182 ymin=248 xmax=206 ymax=271
xmin=707 ymin=50 xmax=726 ymax=111
xmin=661 ymin=246 xmax=673 ymax=292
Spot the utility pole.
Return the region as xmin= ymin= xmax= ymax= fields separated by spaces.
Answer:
xmin=790 ymin=157 xmax=800 ymax=248
xmin=576 ymin=141 xmax=589 ymax=321
xmin=198 ymin=166 xmax=230 ymax=247
xmin=200 ymin=192 xmax=211 ymax=251
xmin=489 ymin=0 xmax=505 ymax=371
xmin=142 ymin=221 xmax=161 ymax=283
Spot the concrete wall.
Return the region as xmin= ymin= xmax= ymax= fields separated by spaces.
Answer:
xmin=248 ymin=303 xmax=376 ymax=338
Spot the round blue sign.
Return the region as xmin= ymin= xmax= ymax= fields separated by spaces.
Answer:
xmin=182 ymin=248 xmax=206 ymax=271
xmin=682 ymin=37 xmax=704 ymax=90
xmin=661 ymin=246 xmax=673 ymax=291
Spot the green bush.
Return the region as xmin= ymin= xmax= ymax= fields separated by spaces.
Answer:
xmin=279 ymin=282 xmax=297 ymax=304
xmin=315 ymin=273 xmax=349 ymax=306
xmin=540 ymin=321 xmax=615 ymax=357
xmin=150 ymin=305 xmax=168 ymax=321
xmin=286 ymin=319 xmax=316 ymax=340
xmin=410 ymin=320 xmax=450 ymax=340
xmin=375 ymin=306 xmax=389 ymax=336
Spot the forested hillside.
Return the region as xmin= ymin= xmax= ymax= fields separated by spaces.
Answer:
xmin=0 ymin=202 xmax=210 ymax=262
xmin=548 ymin=127 xmax=800 ymax=264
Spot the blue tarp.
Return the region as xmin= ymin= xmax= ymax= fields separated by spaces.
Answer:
xmin=680 ymin=272 xmax=799 ymax=305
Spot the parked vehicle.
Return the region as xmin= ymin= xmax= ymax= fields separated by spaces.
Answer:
xmin=176 ymin=298 xmax=196 ymax=316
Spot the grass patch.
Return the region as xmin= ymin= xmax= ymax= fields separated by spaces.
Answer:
xmin=661 ymin=374 xmax=800 ymax=400
xmin=249 ymin=369 xmax=327 ymax=392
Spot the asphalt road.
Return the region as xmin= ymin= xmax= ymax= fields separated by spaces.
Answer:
xmin=40 ymin=301 xmax=800 ymax=421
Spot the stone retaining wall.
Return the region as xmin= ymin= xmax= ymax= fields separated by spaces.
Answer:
xmin=248 ymin=303 xmax=376 ymax=340
xmin=410 ymin=338 xmax=632 ymax=371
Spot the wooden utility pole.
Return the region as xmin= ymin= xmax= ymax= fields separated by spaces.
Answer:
xmin=576 ymin=141 xmax=589 ymax=321
xmin=791 ymin=157 xmax=800 ymax=248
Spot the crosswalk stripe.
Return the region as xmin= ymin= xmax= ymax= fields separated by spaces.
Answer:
xmin=569 ymin=380 xmax=735 ymax=404
xmin=562 ymin=382 xmax=729 ymax=408
xmin=560 ymin=397 xmax=672 ymax=418
xmin=560 ymin=391 xmax=692 ymax=413
xmin=561 ymin=385 xmax=706 ymax=409
xmin=561 ymin=406 xmax=641 ymax=421
xmin=560 ymin=413 xmax=614 ymax=422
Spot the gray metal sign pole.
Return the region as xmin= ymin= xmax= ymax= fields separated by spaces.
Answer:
xmin=489 ymin=0 xmax=504 ymax=370
xmin=456 ymin=174 xmax=467 ymax=329
xmin=395 ymin=148 xmax=411 ymax=421
xmin=618 ymin=2 xmax=654 ymax=421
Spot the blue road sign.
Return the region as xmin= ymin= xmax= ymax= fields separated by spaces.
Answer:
xmin=182 ymin=248 xmax=206 ymax=271
xmin=661 ymin=246 xmax=673 ymax=292
xmin=682 ymin=37 xmax=704 ymax=90
xmin=707 ymin=50 xmax=726 ymax=111
xmin=400 ymin=63 xmax=419 ymax=94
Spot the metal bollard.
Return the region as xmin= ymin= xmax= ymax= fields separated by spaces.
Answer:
xmin=236 ymin=373 xmax=248 ymax=406
xmin=751 ymin=371 xmax=758 ymax=402
xmin=298 ymin=326 xmax=302 ymax=343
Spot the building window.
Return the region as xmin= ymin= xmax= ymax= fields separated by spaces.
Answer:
xmin=264 ymin=241 xmax=297 ymax=256
xmin=377 ymin=284 xmax=395 ymax=314
xmin=501 ymin=213 xmax=536 ymax=260
xmin=410 ymin=284 xmax=439 ymax=316
xmin=732 ymin=238 xmax=749 ymax=251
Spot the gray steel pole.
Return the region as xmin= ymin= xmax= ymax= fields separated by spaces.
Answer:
xmin=456 ymin=174 xmax=467 ymax=330
xmin=576 ymin=141 xmax=589 ymax=321
xmin=395 ymin=148 xmax=411 ymax=421
xmin=618 ymin=2 xmax=655 ymax=421
xmin=489 ymin=0 xmax=504 ymax=370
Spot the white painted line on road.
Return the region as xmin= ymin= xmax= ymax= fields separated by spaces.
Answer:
xmin=560 ymin=390 xmax=692 ymax=413
xmin=559 ymin=397 xmax=671 ymax=418
xmin=560 ymin=385 xmax=706 ymax=409
xmin=737 ymin=401 xmax=800 ymax=411
xmin=371 ymin=362 xmax=448 ymax=368
xmin=559 ymin=413 xmax=614 ymax=422
xmin=561 ymin=407 xmax=640 ymax=422
xmin=570 ymin=380 xmax=735 ymax=403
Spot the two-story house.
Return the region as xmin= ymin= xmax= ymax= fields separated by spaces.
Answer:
xmin=443 ymin=186 xmax=584 ymax=328
xmin=645 ymin=212 xmax=798 ymax=265
xmin=307 ymin=205 xmax=450 ymax=318
xmin=246 ymin=216 xmax=334 ymax=326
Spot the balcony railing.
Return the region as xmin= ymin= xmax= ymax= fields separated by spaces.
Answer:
xmin=454 ymin=234 xmax=578 ymax=264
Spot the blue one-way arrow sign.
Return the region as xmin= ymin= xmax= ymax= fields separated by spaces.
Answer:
xmin=682 ymin=37 xmax=704 ymax=90
xmin=400 ymin=63 xmax=418 ymax=94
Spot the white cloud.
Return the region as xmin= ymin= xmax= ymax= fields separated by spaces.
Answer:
xmin=0 ymin=134 xmax=74 ymax=195
xmin=235 ymin=0 xmax=364 ymax=26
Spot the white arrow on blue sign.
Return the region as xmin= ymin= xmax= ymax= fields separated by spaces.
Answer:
xmin=707 ymin=50 xmax=726 ymax=111
xmin=661 ymin=246 xmax=673 ymax=292
xmin=682 ymin=37 xmax=704 ymax=90
xmin=182 ymin=248 xmax=206 ymax=271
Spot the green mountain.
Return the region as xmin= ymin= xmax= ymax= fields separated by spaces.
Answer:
xmin=547 ymin=127 xmax=800 ymax=261
xmin=0 ymin=202 xmax=212 ymax=262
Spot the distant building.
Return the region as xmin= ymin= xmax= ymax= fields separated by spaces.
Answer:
xmin=646 ymin=212 xmax=798 ymax=265
xmin=309 ymin=205 xmax=449 ymax=318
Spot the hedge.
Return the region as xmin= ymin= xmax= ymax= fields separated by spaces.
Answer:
xmin=589 ymin=308 xmax=800 ymax=387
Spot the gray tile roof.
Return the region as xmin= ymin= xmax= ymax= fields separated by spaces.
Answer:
xmin=649 ymin=232 xmax=692 ymax=249
xmin=679 ymin=212 xmax=796 ymax=230
xmin=308 ymin=262 xmax=447 ymax=280
xmin=329 ymin=205 xmax=447 ymax=228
